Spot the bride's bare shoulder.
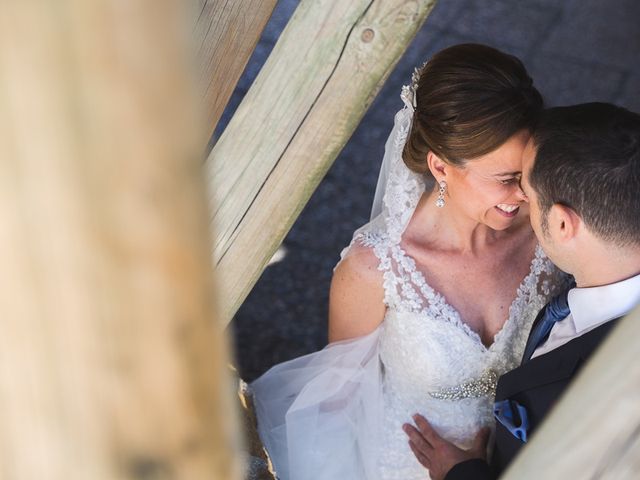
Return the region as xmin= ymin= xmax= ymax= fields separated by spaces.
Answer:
xmin=329 ymin=240 xmax=386 ymax=342
xmin=336 ymin=238 xmax=382 ymax=273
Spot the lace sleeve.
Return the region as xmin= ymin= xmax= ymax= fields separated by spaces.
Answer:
xmin=334 ymin=229 xmax=396 ymax=308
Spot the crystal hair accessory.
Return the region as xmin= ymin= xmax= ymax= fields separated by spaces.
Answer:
xmin=400 ymin=62 xmax=428 ymax=111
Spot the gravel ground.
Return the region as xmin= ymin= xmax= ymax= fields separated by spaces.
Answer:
xmin=221 ymin=0 xmax=640 ymax=382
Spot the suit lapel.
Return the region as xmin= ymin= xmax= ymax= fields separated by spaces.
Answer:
xmin=496 ymin=347 xmax=579 ymax=401
xmin=496 ymin=318 xmax=621 ymax=401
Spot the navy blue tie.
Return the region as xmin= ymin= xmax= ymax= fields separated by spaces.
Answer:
xmin=521 ymin=287 xmax=573 ymax=364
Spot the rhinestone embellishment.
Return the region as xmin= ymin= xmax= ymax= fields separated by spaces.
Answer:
xmin=435 ymin=180 xmax=446 ymax=208
xmin=429 ymin=370 xmax=498 ymax=400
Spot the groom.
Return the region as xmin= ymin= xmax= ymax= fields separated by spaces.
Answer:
xmin=404 ymin=102 xmax=640 ymax=479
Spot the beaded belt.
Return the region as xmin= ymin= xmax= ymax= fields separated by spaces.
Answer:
xmin=428 ymin=369 xmax=498 ymax=400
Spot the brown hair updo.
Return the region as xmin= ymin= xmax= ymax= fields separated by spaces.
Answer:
xmin=403 ymin=43 xmax=543 ymax=174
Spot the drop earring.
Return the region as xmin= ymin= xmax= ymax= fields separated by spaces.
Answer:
xmin=436 ymin=180 xmax=446 ymax=208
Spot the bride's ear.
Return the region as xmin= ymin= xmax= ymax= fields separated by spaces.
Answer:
xmin=427 ymin=151 xmax=448 ymax=181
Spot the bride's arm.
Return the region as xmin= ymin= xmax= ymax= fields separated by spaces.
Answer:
xmin=328 ymin=243 xmax=386 ymax=343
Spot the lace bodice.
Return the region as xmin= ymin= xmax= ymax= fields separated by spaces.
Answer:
xmin=339 ymin=231 xmax=567 ymax=479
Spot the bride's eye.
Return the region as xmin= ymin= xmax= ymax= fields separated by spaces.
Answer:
xmin=500 ymin=177 xmax=518 ymax=185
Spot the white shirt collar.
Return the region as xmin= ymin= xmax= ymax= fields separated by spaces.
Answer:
xmin=568 ymin=272 xmax=640 ymax=333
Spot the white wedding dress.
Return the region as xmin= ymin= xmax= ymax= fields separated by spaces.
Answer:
xmin=251 ymin=79 xmax=569 ymax=480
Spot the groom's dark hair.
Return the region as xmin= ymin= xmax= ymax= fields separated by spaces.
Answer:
xmin=530 ymin=102 xmax=640 ymax=246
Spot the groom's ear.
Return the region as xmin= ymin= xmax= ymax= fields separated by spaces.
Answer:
xmin=427 ymin=151 xmax=447 ymax=180
xmin=549 ymin=204 xmax=581 ymax=243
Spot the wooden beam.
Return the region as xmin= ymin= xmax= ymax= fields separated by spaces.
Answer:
xmin=207 ymin=0 xmax=438 ymax=325
xmin=195 ymin=0 xmax=278 ymax=141
xmin=502 ymin=307 xmax=640 ymax=478
xmin=0 ymin=1 xmax=241 ymax=478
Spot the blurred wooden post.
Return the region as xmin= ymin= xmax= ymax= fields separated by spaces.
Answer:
xmin=502 ymin=307 xmax=640 ymax=479
xmin=208 ymin=0 xmax=438 ymax=325
xmin=0 ymin=1 xmax=240 ymax=479
xmin=195 ymin=0 xmax=278 ymax=140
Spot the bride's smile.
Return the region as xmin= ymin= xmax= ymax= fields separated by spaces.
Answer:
xmin=495 ymin=204 xmax=519 ymax=217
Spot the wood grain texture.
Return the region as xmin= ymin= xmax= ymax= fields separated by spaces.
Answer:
xmin=502 ymin=307 xmax=640 ymax=479
xmin=207 ymin=0 xmax=438 ymax=325
xmin=195 ymin=0 xmax=278 ymax=140
xmin=0 ymin=1 xmax=240 ymax=479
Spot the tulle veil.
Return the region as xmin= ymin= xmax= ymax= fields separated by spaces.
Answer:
xmin=250 ymin=67 xmax=433 ymax=480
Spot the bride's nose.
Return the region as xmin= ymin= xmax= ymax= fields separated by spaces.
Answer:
xmin=515 ymin=185 xmax=528 ymax=203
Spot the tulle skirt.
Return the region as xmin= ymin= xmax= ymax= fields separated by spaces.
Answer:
xmin=251 ymin=327 xmax=384 ymax=480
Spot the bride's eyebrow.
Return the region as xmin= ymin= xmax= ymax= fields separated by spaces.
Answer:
xmin=494 ymin=171 xmax=521 ymax=177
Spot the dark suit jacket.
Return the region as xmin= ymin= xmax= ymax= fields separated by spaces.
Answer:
xmin=445 ymin=317 xmax=620 ymax=480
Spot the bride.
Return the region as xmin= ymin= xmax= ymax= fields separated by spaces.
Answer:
xmin=251 ymin=44 xmax=569 ymax=479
